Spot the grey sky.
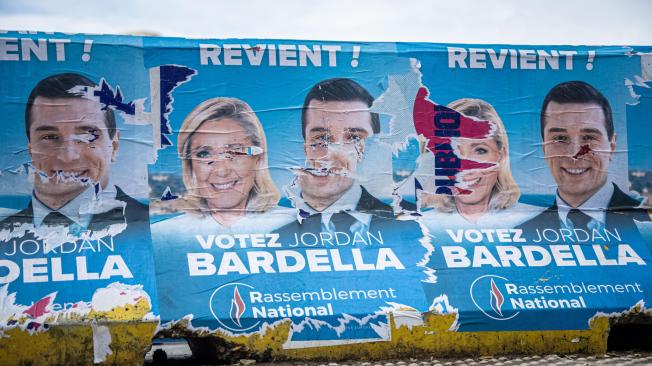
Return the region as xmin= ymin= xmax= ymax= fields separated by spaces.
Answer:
xmin=1 ymin=0 xmax=650 ymax=44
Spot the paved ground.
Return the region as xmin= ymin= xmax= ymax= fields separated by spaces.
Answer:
xmin=147 ymin=352 xmax=652 ymax=365
xmin=253 ymin=353 xmax=652 ymax=366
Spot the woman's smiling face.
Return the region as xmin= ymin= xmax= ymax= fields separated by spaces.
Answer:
xmin=189 ymin=118 xmax=259 ymax=213
xmin=454 ymin=138 xmax=502 ymax=207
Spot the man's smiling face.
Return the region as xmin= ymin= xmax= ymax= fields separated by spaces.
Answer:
xmin=28 ymin=97 xmax=119 ymax=205
xmin=542 ymin=101 xmax=616 ymax=206
xmin=300 ymin=100 xmax=373 ymax=207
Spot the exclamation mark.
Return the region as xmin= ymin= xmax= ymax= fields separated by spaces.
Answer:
xmin=586 ymin=50 xmax=595 ymax=71
xmin=82 ymin=40 xmax=93 ymax=62
xmin=351 ymin=45 xmax=360 ymax=68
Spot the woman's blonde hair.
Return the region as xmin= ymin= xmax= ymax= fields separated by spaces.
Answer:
xmin=426 ymin=98 xmax=520 ymax=213
xmin=176 ymin=97 xmax=280 ymax=214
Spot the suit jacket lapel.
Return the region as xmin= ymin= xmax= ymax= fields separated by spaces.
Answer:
xmin=605 ymin=183 xmax=648 ymax=229
xmin=2 ymin=204 xmax=35 ymax=229
xmin=301 ymin=212 xmax=323 ymax=233
xmin=87 ymin=187 xmax=128 ymax=232
xmin=355 ymin=186 xmax=394 ymax=218
xmin=608 ymin=183 xmax=641 ymax=211
xmin=17 ymin=203 xmax=34 ymax=226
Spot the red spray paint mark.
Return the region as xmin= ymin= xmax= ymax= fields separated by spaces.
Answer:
xmin=413 ymin=87 xmax=496 ymax=195
xmin=573 ymin=144 xmax=591 ymax=159
xmin=23 ymin=293 xmax=55 ymax=319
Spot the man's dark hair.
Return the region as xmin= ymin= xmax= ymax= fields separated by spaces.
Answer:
xmin=301 ymin=78 xmax=380 ymax=139
xmin=25 ymin=73 xmax=117 ymax=141
xmin=540 ymin=80 xmax=613 ymax=140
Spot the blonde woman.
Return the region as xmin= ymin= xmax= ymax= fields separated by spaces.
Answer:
xmin=154 ymin=97 xmax=293 ymax=233
xmin=420 ymin=98 xmax=542 ymax=229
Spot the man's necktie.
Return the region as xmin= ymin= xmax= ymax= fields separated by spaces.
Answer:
xmin=330 ymin=211 xmax=357 ymax=233
xmin=294 ymin=212 xmax=322 ymax=235
xmin=42 ymin=211 xmax=74 ymax=227
xmin=567 ymin=208 xmax=593 ymax=232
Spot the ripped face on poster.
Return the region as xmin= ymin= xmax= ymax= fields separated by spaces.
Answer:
xmin=540 ymin=82 xmax=617 ymax=209
xmin=1 ymin=73 xmax=149 ymax=234
xmin=27 ymin=81 xmax=119 ymax=211
xmin=298 ymin=95 xmax=378 ymax=211
xmin=176 ymin=97 xmax=277 ymax=227
xmin=417 ymin=98 xmax=516 ymax=224
xmin=301 ymin=101 xmax=369 ymax=201
xmin=411 ymin=88 xmax=527 ymax=228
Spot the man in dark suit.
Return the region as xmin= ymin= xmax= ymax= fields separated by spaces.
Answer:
xmin=279 ymin=77 xmax=416 ymax=234
xmin=0 ymin=73 xmax=152 ymax=308
xmin=1 ymin=187 xmax=149 ymax=236
xmin=518 ymin=81 xmax=650 ymax=236
xmin=271 ymin=79 xmax=426 ymax=343
xmin=0 ymin=72 xmax=148 ymax=235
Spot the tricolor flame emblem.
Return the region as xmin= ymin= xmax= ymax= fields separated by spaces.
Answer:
xmin=489 ymin=278 xmax=504 ymax=317
xmin=230 ymin=286 xmax=246 ymax=327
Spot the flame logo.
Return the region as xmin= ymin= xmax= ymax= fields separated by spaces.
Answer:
xmin=470 ymin=275 xmax=519 ymax=321
xmin=230 ymin=286 xmax=246 ymax=327
xmin=489 ymin=278 xmax=505 ymax=317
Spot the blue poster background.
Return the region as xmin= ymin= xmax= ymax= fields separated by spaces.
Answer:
xmin=1 ymin=31 xmax=651 ymax=344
